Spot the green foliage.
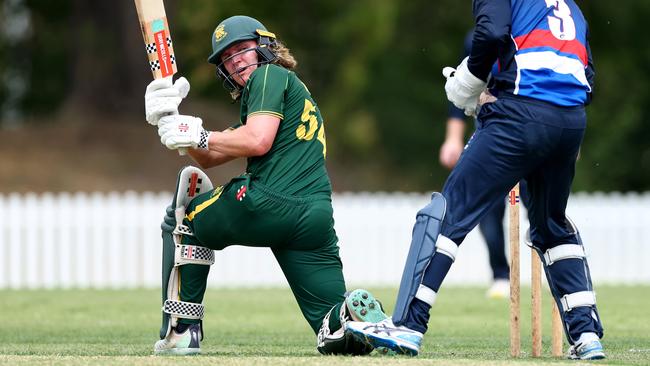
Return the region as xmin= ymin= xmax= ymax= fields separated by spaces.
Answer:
xmin=21 ymin=1 xmax=72 ymax=113
xmin=575 ymin=2 xmax=650 ymax=192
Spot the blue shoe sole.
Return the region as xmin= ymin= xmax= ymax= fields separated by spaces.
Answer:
xmin=347 ymin=327 xmax=419 ymax=356
xmin=580 ymin=351 xmax=606 ymax=360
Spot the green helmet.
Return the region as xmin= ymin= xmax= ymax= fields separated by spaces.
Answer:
xmin=207 ymin=15 xmax=278 ymax=94
xmin=207 ymin=15 xmax=276 ymax=65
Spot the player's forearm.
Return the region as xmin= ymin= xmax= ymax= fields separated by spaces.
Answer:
xmin=186 ymin=127 xmax=237 ymax=169
xmin=187 ymin=148 xmax=236 ymax=169
xmin=207 ymin=125 xmax=271 ymax=158
xmin=445 ymin=118 xmax=466 ymax=143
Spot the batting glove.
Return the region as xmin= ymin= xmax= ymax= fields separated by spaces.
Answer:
xmin=145 ymin=76 xmax=190 ymax=125
xmin=158 ymin=114 xmax=211 ymax=150
xmin=443 ymin=57 xmax=487 ymax=117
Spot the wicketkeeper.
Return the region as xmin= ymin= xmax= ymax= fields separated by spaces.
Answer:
xmin=347 ymin=0 xmax=606 ymax=360
xmin=144 ymin=15 xmax=387 ymax=355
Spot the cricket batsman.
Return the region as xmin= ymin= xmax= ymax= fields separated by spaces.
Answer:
xmin=347 ymin=0 xmax=606 ymax=360
xmin=143 ymin=15 xmax=387 ymax=355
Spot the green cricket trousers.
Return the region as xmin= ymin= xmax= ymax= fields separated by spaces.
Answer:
xmin=177 ymin=174 xmax=346 ymax=332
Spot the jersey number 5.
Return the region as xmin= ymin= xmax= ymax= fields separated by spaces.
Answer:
xmin=545 ymin=0 xmax=576 ymax=41
xmin=296 ymin=98 xmax=327 ymax=157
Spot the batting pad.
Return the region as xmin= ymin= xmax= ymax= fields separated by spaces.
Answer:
xmin=160 ymin=166 xmax=215 ymax=339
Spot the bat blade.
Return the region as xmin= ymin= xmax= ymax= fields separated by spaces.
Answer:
xmin=134 ymin=0 xmax=177 ymax=79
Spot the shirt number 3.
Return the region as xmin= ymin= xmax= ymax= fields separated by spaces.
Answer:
xmin=545 ymin=0 xmax=576 ymax=41
xmin=296 ymin=98 xmax=327 ymax=157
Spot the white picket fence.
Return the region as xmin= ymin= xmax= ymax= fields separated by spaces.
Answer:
xmin=1 ymin=191 xmax=649 ymax=289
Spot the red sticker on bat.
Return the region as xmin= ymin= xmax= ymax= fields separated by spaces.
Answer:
xmin=154 ymin=30 xmax=173 ymax=77
xmin=188 ymin=173 xmax=199 ymax=197
xmin=509 ymin=190 xmax=520 ymax=205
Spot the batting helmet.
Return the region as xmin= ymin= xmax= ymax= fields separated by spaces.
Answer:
xmin=207 ymin=16 xmax=277 ymax=92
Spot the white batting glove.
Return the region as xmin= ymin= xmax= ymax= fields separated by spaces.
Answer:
xmin=443 ymin=57 xmax=487 ymax=117
xmin=145 ymin=76 xmax=190 ymax=125
xmin=158 ymin=114 xmax=211 ymax=150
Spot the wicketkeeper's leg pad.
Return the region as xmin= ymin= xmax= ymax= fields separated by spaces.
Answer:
xmin=392 ymin=193 xmax=457 ymax=325
xmin=528 ymin=217 xmax=604 ymax=345
xmin=160 ymin=166 xmax=215 ymax=339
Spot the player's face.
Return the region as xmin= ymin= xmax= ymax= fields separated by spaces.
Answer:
xmin=221 ymin=40 xmax=259 ymax=86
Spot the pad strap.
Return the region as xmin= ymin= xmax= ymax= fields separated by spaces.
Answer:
xmin=163 ymin=299 xmax=205 ymax=320
xmin=436 ymin=235 xmax=458 ymax=261
xmin=414 ymin=284 xmax=437 ymax=305
xmin=560 ymin=291 xmax=596 ymax=312
xmin=175 ymin=244 xmax=215 ymax=266
xmin=174 ymin=224 xmax=194 ymax=236
xmin=544 ymin=244 xmax=586 ymax=266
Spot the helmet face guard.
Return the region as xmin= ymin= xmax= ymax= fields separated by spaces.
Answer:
xmin=215 ymin=33 xmax=277 ymax=93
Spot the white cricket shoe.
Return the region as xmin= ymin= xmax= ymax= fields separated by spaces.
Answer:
xmin=346 ymin=318 xmax=423 ymax=356
xmin=568 ymin=334 xmax=606 ymax=360
xmin=486 ymin=279 xmax=510 ymax=299
xmin=154 ymin=323 xmax=201 ymax=355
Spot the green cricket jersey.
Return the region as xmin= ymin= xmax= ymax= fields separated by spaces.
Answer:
xmin=239 ymin=64 xmax=331 ymax=196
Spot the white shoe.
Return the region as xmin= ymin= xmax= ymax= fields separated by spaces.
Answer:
xmin=568 ymin=333 xmax=606 ymax=360
xmin=154 ymin=323 xmax=201 ymax=355
xmin=486 ymin=279 xmax=510 ymax=299
xmin=346 ymin=318 xmax=423 ymax=356
xmin=568 ymin=339 xmax=606 ymax=360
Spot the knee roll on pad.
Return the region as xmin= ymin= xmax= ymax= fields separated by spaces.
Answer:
xmin=160 ymin=166 xmax=216 ymax=339
xmin=392 ymin=193 xmax=458 ymax=325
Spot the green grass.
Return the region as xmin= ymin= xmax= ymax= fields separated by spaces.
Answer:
xmin=1 ymin=286 xmax=648 ymax=365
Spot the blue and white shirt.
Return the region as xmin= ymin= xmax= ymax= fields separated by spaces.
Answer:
xmin=469 ymin=0 xmax=594 ymax=107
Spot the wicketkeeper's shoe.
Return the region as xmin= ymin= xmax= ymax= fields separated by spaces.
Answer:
xmin=154 ymin=323 xmax=201 ymax=355
xmin=568 ymin=339 xmax=606 ymax=360
xmin=346 ymin=318 xmax=423 ymax=356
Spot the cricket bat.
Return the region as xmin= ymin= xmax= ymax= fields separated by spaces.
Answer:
xmin=134 ymin=0 xmax=187 ymax=155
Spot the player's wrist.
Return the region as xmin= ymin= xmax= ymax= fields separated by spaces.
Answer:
xmin=197 ymin=129 xmax=212 ymax=150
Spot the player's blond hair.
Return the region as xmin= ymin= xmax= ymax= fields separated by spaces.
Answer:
xmin=271 ymin=41 xmax=297 ymax=70
xmin=230 ymin=40 xmax=297 ymax=100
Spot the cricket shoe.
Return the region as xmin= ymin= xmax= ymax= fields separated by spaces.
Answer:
xmin=346 ymin=318 xmax=423 ymax=356
xmin=568 ymin=339 xmax=606 ymax=360
xmin=345 ymin=289 xmax=388 ymax=323
xmin=344 ymin=289 xmax=393 ymax=355
xmin=154 ymin=323 xmax=201 ymax=355
xmin=486 ymin=279 xmax=510 ymax=299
